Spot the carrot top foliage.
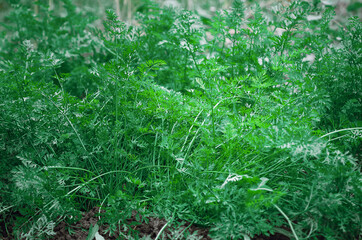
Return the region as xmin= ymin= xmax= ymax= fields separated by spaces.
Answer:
xmin=0 ymin=0 xmax=361 ymax=239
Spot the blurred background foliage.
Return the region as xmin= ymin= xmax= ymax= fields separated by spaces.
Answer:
xmin=1 ymin=0 xmax=361 ymax=26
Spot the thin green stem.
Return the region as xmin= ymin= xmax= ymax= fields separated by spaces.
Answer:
xmin=318 ymin=127 xmax=362 ymax=140
xmin=274 ymin=204 xmax=299 ymax=240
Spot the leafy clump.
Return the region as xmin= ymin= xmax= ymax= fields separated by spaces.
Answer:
xmin=0 ymin=0 xmax=360 ymax=239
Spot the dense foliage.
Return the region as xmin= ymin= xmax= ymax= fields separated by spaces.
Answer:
xmin=0 ymin=0 xmax=361 ymax=239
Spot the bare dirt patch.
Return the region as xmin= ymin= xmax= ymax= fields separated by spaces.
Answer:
xmin=49 ymin=207 xmax=290 ymax=240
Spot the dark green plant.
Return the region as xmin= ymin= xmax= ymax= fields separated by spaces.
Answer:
xmin=0 ymin=0 xmax=361 ymax=239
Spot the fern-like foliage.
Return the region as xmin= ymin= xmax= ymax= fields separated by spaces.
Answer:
xmin=0 ymin=0 xmax=360 ymax=239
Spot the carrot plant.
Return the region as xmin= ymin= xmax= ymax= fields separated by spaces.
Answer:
xmin=0 ymin=0 xmax=360 ymax=239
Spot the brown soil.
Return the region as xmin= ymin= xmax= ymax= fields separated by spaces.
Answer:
xmin=51 ymin=207 xmax=211 ymax=240
xmin=49 ymin=207 xmax=290 ymax=240
xmin=0 ymin=207 xmax=291 ymax=239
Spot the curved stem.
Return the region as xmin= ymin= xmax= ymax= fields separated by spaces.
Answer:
xmin=274 ymin=204 xmax=299 ymax=240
